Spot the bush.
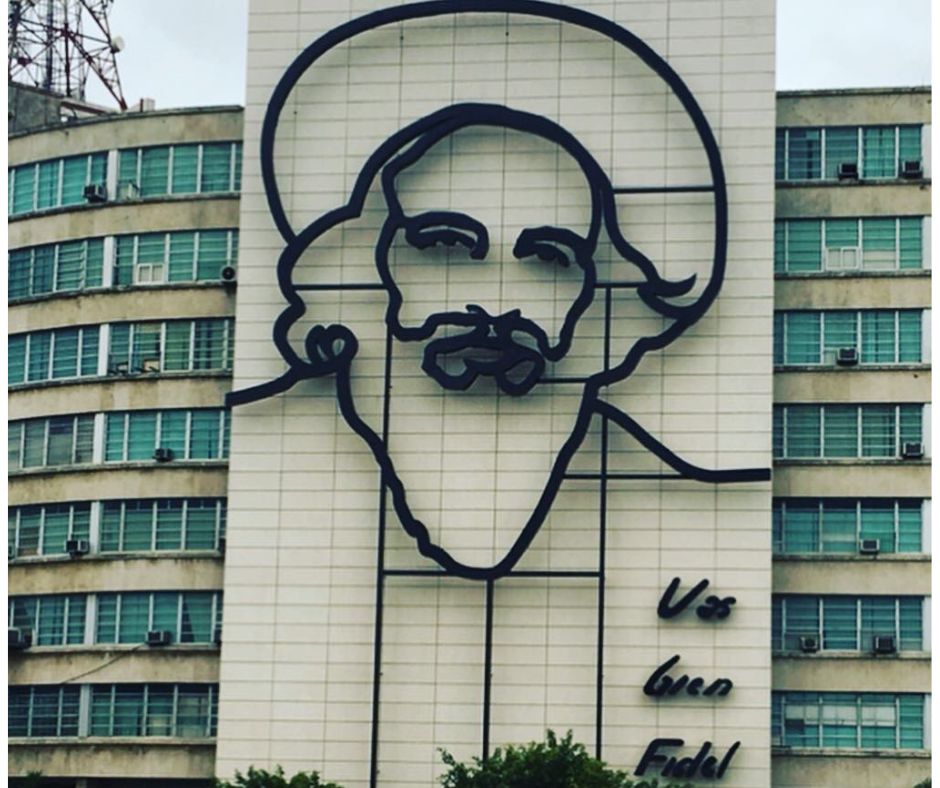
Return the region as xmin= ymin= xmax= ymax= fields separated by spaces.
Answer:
xmin=439 ymin=730 xmax=692 ymax=788
xmin=214 ymin=766 xmax=345 ymax=788
xmin=913 ymin=780 xmax=930 ymax=788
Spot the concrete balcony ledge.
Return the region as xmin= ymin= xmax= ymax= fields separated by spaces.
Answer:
xmin=9 ymin=460 xmax=229 ymax=480
xmin=773 ymin=554 xmax=930 ymax=563
xmin=774 ymin=364 xmax=930 ymax=373
xmin=9 ymin=370 xmax=232 ymax=395
xmin=775 ymin=270 xmax=931 ymax=280
xmin=773 ymin=652 xmax=930 ymax=660
xmin=8 ymin=191 xmax=239 ymax=224
xmin=9 ymin=647 xmax=221 ymax=684
xmin=10 ymin=549 xmax=222 ymax=567
xmin=10 ymin=643 xmax=220 ymax=657
xmin=774 ymin=459 xmax=930 ymax=467
xmin=772 ymin=747 xmax=929 ymax=759
xmin=9 ymin=280 xmax=233 ymax=310
xmin=9 ymin=737 xmax=216 ymax=779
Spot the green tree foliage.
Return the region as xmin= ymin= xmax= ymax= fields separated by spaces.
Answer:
xmin=439 ymin=730 xmax=693 ymax=788
xmin=214 ymin=766 xmax=344 ymax=788
xmin=913 ymin=780 xmax=930 ymax=788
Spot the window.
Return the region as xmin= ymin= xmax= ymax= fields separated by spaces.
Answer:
xmin=776 ymin=125 xmax=922 ymax=182
xmin=9 ymin=595 xmax=87 ymax=645
xmin=95 ymin=591 xmax=221 ymax=645
xmin=108 ymin=319 xmax=234 ymax=374
xmin=774 ymin=217 xmax=924 ymax=273
xmin=773 ymin=498 xmax=925 ymax=554
xmin=8 ymin=502 xmax=93 ymax=559
xmin=9 ymin=153 xmax=108 ymax=216
xmin=112 ymin=229 xmax=238 ymax=285
xmin=9 ymin=686 xmax=81 ymax=737
xmin=772 ymin=693 xmax=925 ymax=750
xmin=9 ymin=326 xmax=100 ymax=385
xmin=9 ymin=238 xmax=106 ymax=300
xmin=772 ymin=596 xmax=924 ymax=652
xmin=104 ymin=409 xmax=229 ymax=463
xmin=774 ymin=310 xmax=923 ymax=366
xmin=117 ymin=142 xmax=241 ymax=198
xmin=99 ymin=498 xmax=226 ymax=552
xmin=9 ymin=415 xmax=95 ymax=471
xmin=89 ymin=684 xmax=217 ymax=737
xmin=773 ymin=405 xmax=923 ymax=460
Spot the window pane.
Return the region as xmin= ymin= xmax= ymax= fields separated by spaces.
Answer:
xmin=85 ymin=239 xmax=105 ymax=288
xmin=860 ymin=598 xmax=896 ymax=650
xmin=164 ymin=322 xmax=192 ymax=371
xmin=9 ymin=249 xmax=32 ymax=298
xmin=783 ymin=597 xmax=819 ymax=650
xmin=180 ymin=593 xmax=214 ymax=643
xmin=863 ymin=126 xmax=897 ymax=178
xmin=127 ymin=412 xmax=158 ymax=461
xmin=90 ymin=686 xmax=114 ymax=735
xmin=193 ymin=320 xmax=227 ymax=370
xmin=898 ymin=598 xmax=923 ymax=651
xmin=897 ymin=311 xmax=922 ymax=363
xmin=56 ymin=241 xmax=85 ymax=291
xmin=118 ymin=593 xmax=150 ymax=643
xmin=62 ymin=156 xmax=91 ymax=206
xmin=27 ymin=332 xmax=51 ymax=382
xmin=861 ymin=218 xmax=897 ymax=270
xmin=822 ymin=312 xmax=857 ymax=361
xmin=861 ymin=311 xmax=896 ymax=363
xmin=160 ymin=411 xmax=188 ymax=457
xmin=860 ymin=501 xmax=896 ymax=552
xmin=774 ymin=222 xmax=785 ymax=273
xmin=9 ymin=335 xmax=27 ymax=384
xmin=118 ymin=149 xmax=138 ymax=184
xmin=33 ymin=246 xmax=55 ymax=294
xmin=775 ymin=129 xmax=785 ymax=180
xmin=822 ymin=597 xmax=857 ymax=649
xmin=787 ymin=128 xmax=822 ymax=180
xmin=156 ymin=500 xmax=184 ymax=549
xmin=113 ymin=685 xmax=145 ymax=735
xmin=784 ymin=501 xmax=819 ymax=553
xmin=860 ymin=406 xmax=895 ymax=458
xmin=787 ymin=220 xmax=822 ymax=272
xmin=189 ymin=411 xmax=221 ymax=459
xmin=139 ymin=147 xmax=170 ymax=197
xmin=823 ymin=406 xmax=858 ymax=458
xmin=825 ymin=128 xmax=858 ymax=179
xmin=152 ymin=592 xmax=179 ymax=639
xmin=17 ymin=507 xmax=41 ymax=555
xmin=897 ymin=501 xmax=923 ymax=552
xmin=186 ymin=500 xmax=219 ymax=549
xmin=176 ymin=685 xmax=212 ymax=736
xmin=147 ymin=685 xmax=175 ymax=735
xmin=36 ymin=596 xmax=65 ymax=645
xmin=898 ymin=126 xmax=921 ymax=165
xmin=201 ymin=143 xmax=233 ymax=192
xmin=898 ymin=695 xmax=924 ymax=749
xmin=12 ymin=164 xmax=36 ymax=214
xmin=821 ymin=501 xmax=857 ymax=554
xmin=898 ymin=405 xmax=922 ymax=446
xmin=81 ymin=327 xmax=100 ymax=376
xmin=42 ymin=506 xmax=70 ymax=555
xmin=171 ymin=145 xmax=198 ymax=193
xmin=824 ymin=219 xmax=859 ymax=270
xmin=786 ymin=406 xmax=820 ymax=458
xmin=123 ymin=502 xmax=154 ymax=551
xmin=898 ymin=218 xmax=923 ymax=269
xmin=46 ymin=417 xmax=75 ymax=466
xmin=36 ymin=160 xmax=58 ymax=210
xmin=168 ymin=232 xmax=196 ymax=281
xmin=131 ymin=324 xmax=162 ymax=373
xmin=785 ymin=312 xmax=821 ymax=364
xmin=196 ymin=230 xmax=229 ymax=280
xmin=100 ymin=504 xmax=123 ymax=552
xmin=51 ymin=329 xmax=80 ymax=379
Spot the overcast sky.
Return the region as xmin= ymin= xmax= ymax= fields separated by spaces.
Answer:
xmin=85 ymin=0 xmax=931 ymax=109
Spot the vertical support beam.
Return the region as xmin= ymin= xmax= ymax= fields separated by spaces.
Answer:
xmin=482 ymin=577 xmax=495 ymax=761
xmin=595 ymin=286 xmax=612 ymax=758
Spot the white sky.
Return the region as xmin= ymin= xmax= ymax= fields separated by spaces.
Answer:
xmin=85 ymin=0 xmax=931 ymax=110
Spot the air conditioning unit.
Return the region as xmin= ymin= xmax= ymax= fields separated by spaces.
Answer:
xmin=835 ymin=347 xmax=859 ymax=366
xmin=8 ymin=544 xmax=16 ymax=560
xmin=217 ymin=536 xmax=226 ymax=554
xmin=65 ymin=538 xmax=90 ymax=557
xmin=901 ymin=442 xmax=924 ymax=460
xmin=900 ymin=160 xmax=924 ymax=179
xmin=837 ymin=162 xmax=859 ymax=180
xmin=146 ymin=630 xmax=172 ymax=647
xmin=859 ymin=538 xmax=881 ymax=555
xmin=220 ymin=265 xmax=237 ymax=283
xmin=9 ymin=627 xmax=32 ymax=651
xmin=873 ymin=635 xmax=897 ymax=655
xmin=153 ymin=447 xmax=175 ymax=462
xmin=109 ymin=361 xmax=130 ymax=375
xmin=83 ymin=183 xmax=108 ymax=203
xmin=798 ymin=635 xmax=820 ymax=653
xmin=139 ymin=358 xmax=161 ymax=373
xmin=213 ymin=625 xmax=223 ymax=646
xmin=117 ymin=180 xmax=140 ymax=200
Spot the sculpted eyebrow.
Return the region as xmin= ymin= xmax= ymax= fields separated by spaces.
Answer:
xmin=403 ymin=211 xmax=489 ymax=259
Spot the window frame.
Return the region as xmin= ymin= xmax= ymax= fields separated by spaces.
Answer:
xmin=103 ymin=409 xmax=230 ymax=463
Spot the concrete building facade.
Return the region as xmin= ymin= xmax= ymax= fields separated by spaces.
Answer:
xmin=7 ymin=7 xmax=931 ymax=788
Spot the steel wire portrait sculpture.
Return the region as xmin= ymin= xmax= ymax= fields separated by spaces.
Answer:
xmin=229 ymin=0 xmax=771 ymax=584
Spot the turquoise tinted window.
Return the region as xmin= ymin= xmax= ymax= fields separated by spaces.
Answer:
xmin=898 ymin=218 xmax=923 ymax=269
xmin=171 ymin=145 xmax=198 ymax=193
xmin=787 ymin=220 xmax=822 ymax=271
xmin=787 ymin=128 xmax=822 ymax=179
xmin=898 ymin=126 xmax=921 ymax=165
xmin=139 ymin=147 xmax=170 ymax=196
xmin=863 ymin=127 xmax=897 ymax=177
xmin=824 ymin=127 xmax=858 ymax=178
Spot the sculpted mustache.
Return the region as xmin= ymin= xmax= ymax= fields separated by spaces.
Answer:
xmin=420 ymin=317 xmax=546 ymax=396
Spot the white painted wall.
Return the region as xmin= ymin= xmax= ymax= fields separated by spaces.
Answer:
xmin=220 ymin=2 xmax=775 ymax=786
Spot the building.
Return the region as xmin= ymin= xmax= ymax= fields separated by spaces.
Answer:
xmin=8 ymin=87 xmax=242 ymax=786
xmin=770 ymin=87 xmax=931 ymax=787
xmin=7 ymin=7 xmax=931 ymax=788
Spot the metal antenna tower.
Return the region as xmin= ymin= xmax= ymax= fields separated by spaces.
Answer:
xmin=8 ymin=0 xmax=127 ymax=110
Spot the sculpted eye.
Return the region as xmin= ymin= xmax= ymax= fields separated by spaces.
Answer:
xmin=403 ymin=211 xmax=489 ymax=259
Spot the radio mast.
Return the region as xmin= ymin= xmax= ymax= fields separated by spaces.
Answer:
xmin=8 ymin=0 xmax=127 ymax=110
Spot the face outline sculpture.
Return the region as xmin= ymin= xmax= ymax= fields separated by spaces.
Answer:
xmin=228 ymin=0 xmax=770 ymax=582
